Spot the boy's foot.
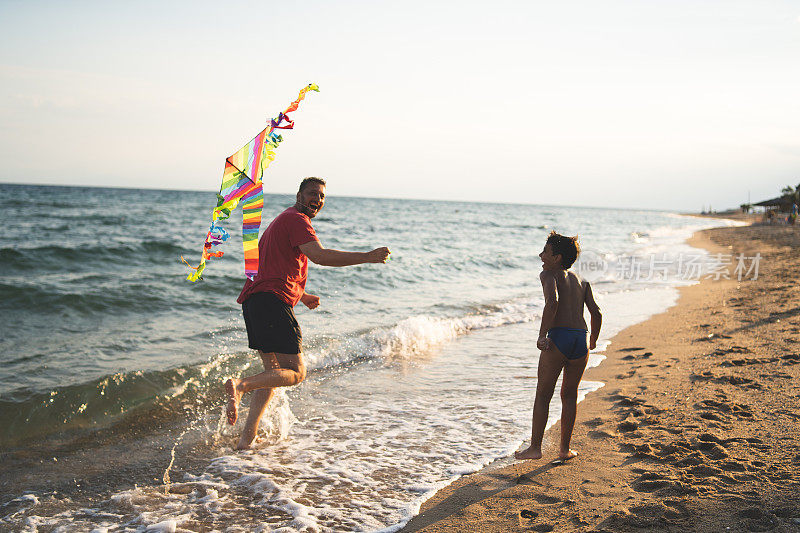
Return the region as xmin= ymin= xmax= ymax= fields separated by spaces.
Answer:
xmin=552 ymin=449 xmax=578 ymax=464
xmin=514 ymin=446 xmax=543 ymax=460
xmin=225 ymin=378 xmax=242 ymax=425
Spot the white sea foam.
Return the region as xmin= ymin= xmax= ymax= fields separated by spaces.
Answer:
xmin=303 ymin=301 xmax=539 ymax=371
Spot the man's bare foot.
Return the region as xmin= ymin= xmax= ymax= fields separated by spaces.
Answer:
xmin=514 ymin=445 xmax=543 ymax=460
xmin=555 ymin=449 xmax=578 ymax=462
xmin=225 ymin=378 xmax=242 ymax=425
xmin=236 ymin=429 xmax=257 ymax=450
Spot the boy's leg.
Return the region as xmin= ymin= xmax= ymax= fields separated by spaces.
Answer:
xmin=226 ymin=352 xmax=306 ymax=426
xmin=515 ymin=347 xmax=564 ymax=460
xmin=558 ymin=354 xmax=589 ymax=460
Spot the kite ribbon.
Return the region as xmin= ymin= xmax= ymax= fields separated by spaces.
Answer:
xmin=184 ymin=83 xmax=319 ymax=282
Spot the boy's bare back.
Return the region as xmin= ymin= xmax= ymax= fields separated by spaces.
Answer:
xmin=540 ymin=270 xmax=599 ymax=331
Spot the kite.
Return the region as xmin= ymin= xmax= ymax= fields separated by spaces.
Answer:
xmin=182 ymin=83 xmax=319 ymax=282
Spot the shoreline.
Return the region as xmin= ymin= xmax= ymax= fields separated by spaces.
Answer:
xmin=401 ymin=223 xmax=800 ymax=532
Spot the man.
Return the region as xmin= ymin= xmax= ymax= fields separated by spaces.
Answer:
xmin=225 ymin=177 xmax=390 ymax=449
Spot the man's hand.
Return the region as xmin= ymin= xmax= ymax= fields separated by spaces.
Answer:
xmin=537 ymin=336 xmax=552 ymax=351
xmin=589 ymin=337 xmax=597 ymax=350
xmin=301 ymin=292 xmax=320 ymax=310
xmin=368 ymin=247 xmax=391 ymax=263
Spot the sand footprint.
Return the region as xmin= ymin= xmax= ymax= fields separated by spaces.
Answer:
xmin=534 ymin=494 xmax=561 ymax=505
xmin=582 ymin=417 xmax=606 ymax=428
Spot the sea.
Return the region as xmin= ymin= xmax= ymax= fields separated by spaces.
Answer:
xmin=0 ymin=183 xmax=740 ymax=532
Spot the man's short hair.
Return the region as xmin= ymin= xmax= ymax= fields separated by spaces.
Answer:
xmin=546 ymin=231 xmax=580 ymax=269
xmin=298 ymin=177 xmax=326 ymax=193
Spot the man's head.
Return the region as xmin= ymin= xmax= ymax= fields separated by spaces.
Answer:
xmin=541 ymin=231 xmax=580 ymax=269
xmin=295 ymin=177 xmax=326 ymax=218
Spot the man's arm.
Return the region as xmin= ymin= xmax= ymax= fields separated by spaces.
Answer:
xmin=584 ymin=282 xmax=602 ymax=350
xmin=299 ymin=240 xmax=390 ymax=267
xmin=300 ymin=291 xmax=320 ymax=309
xmin=537 ymin=271 xmax=558 ymax=350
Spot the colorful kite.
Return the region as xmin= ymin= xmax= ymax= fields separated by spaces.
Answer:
xmin=183 ymin=83 xmax=319 ymax=282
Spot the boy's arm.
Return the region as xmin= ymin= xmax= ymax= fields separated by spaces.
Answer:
xmin=299 ymin=240 xmax=390 ymax=267
xmin=537 ymin=271 xmax=558 ymax=350
xmin=584 ymin=282 xmax=602 ymax=350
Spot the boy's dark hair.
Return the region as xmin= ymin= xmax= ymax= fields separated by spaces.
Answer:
xmin=546 ymin=231 xmax=580 ymax=269
xmin=298 ymin=177 xmax=326 ymax=193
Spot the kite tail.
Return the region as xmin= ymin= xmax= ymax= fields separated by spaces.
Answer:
xmin=183 ymin=83 xmax=319 ymax=282
xmin=183 ymin=220 xmax=229 ymax=281
xmin=241 ymin=183 xmax=264 ymax=279
xmin=284 ymin=83 xmax=320 ymax=115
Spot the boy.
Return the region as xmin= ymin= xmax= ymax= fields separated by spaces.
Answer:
xmin=515 ymin=231 xmax=602 ymax=462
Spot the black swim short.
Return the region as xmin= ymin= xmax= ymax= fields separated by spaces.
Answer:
xmin=242 ymin=292 xmax=302 ymax=354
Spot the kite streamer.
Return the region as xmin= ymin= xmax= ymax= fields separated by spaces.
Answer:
xmin=183 ymin=83 xmax=319 ymax=281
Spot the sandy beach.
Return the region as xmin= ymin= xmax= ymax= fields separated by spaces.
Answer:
xmin=402 ymin=222 xmax=800 ymax=532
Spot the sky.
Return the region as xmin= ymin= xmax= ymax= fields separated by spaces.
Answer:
xmin=1 ymin=0 xmax=799 ymax=211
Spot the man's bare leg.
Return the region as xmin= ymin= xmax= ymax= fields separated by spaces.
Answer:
xmin=236 ymin=388 xmax=276 ymax=449
xmin=234 ymin=352 xmax=281 ymax=449
xmin=557 ymin=353 xmax=588 ymax=460
xmin=225 ymin=379 xmax=242 ymax=425
xmin=225 ymin=352 xmax=306 ymax=427
xmin=515 ymin=347 xmax=565 ymax=460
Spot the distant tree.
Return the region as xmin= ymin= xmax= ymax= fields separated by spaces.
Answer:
xmin=781 ymin=183 xmax=800 ymax=204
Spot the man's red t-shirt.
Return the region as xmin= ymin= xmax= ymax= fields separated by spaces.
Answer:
xmin=237 ymin=207 xmax=319 ymax=307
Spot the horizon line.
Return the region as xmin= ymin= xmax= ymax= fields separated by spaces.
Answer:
xmin=0 ymin=179 xmax=721 ymax=214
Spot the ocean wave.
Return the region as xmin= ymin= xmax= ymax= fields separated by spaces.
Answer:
xmin=0 ymin=198 xmax=85 ymax=209
xmin=48 ymin=212 xmax=134 ymax=224
xmin=304 ymin=300 xmax=538 ymax=370
xmin=0 ymin=281 xmax=178 ymax=314
xmin=0 ymin=349 xmax=244 ymax=449
xmin=0 ymin=241 xmax=190 ymax=272
xmin=0 ymin=299 xmax=541 ymax=449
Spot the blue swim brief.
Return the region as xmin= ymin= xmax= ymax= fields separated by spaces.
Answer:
xmin=546 ymin=327 xmax=588 ymax=360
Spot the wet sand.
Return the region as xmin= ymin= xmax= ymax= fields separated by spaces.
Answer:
xmin=402 ymin=223 xmax=800 ymax=532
